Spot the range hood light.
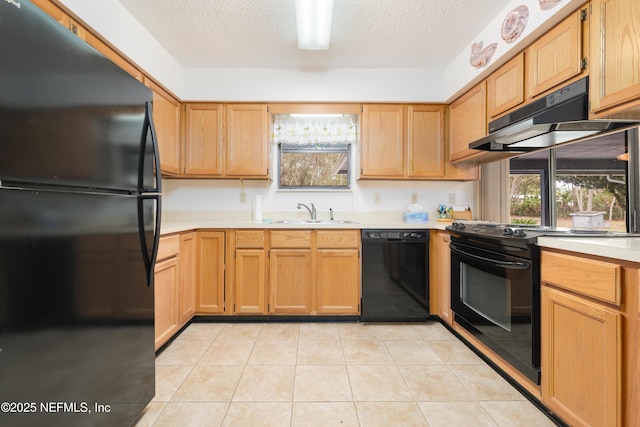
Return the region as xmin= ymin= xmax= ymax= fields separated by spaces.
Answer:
xmin=295 ymin=0 xmax=334 ymax=50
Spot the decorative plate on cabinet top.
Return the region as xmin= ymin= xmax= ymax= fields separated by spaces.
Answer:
xmin=469 ymin=41 xmax=498 ymax=68
xmin=501 ymin=5 xmax=529 ymax=44
xmin=538 ymin=0 xmax=562 ymax=10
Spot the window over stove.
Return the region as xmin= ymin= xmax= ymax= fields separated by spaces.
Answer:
xmin=508 ymin=129 xmax=638 ymax=232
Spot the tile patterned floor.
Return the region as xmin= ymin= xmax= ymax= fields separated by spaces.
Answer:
xmin=133 ymin=321 xmax=557 ymax=427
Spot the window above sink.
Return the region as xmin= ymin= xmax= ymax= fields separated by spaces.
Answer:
xmin=273 ymin=113 xmax=358 ymax=190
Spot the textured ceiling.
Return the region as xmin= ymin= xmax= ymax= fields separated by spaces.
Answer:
xmin=116 ymin=0 xmax=511 ymax=69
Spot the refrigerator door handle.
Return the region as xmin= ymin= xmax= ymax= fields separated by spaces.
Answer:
xmin=139 ymin=101 xmax=162 ymax=194
xmin=138 ymin=194 xmax=162 ymax=287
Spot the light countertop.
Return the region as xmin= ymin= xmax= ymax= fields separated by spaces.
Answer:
xmin=160 ymin=214 xmax=640 ymax=264
xmin=160 ymin=219 xmax=451 ymax=235
xmin=537 ymin=236 xmax=640 ymax=263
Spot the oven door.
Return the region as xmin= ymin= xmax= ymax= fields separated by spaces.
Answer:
xmin=450 ymin=240 xmax=540 ymax=384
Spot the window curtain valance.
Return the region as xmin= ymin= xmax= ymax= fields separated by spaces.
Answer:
xmin=272 ymin=115 xmax=357 ymax=145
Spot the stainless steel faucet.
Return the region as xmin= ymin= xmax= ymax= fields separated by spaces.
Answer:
xmin=297 ymin=203 xmax=316 ymax=220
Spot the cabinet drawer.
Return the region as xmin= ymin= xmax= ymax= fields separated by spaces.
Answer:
xmin=270 ymin=230 xmax=311 ymax=248
xmin=157 ymin=234 xmax=180 ymax=261
xmin=541 ymin=251 xmax=621 ymax=305
xmin=317 ymin=230 xmax=360 ymax=249
xmin=236 ymin=230 xmax=265 ymax=248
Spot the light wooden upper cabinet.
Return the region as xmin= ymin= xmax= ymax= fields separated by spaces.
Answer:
xmin=33 ymin=0 xmax=143 ymax=82
xmin=487 ymin=53 xmax=524 ymax=119
xmin=32 ymin=0 xmax=86 ymax=39
xmin=361 ymin=104 xmax=405 ymax=177
xmin=407 ymin=105 xmax=445 ymax=177
xmin=525 ymin=8 xmax=585 ymax=99
xmin=590 ymin=0 xmax=640 ymax=116
xmin=449 ymin=82 xmax=486 ymax=162
xmin=226 ymin=104 xmax=269 ymax=177
xmin=183 ymin=103 xmax=224 ymax=176
xmin=360 ymin=104 xmax=475 ymax=180
xmin=146 ymin=80 xmax=180 ymax=176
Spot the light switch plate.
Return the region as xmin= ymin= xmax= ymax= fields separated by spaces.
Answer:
xmin=449 ymin=193 xmax=456 ymax=205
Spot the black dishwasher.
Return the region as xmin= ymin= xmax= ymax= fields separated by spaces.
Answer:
xmin=360 ymin=230 xmax=430 ymax=321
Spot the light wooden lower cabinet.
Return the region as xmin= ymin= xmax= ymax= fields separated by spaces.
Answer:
xmin=234 ymin=249 xmax=266 ymax=314
xmin=268 ymin=230 xmax=360 ymax=315
xmin=195 ymin=231 xmax=226 ymax=314
xmin=430 ymin=231 xmax=452 ymax=325
xmin=316 ymin=249 xmax=360 ymax=314
xmin=178 ymin=232 xmax=196 ymax=323
xmin=540 ymin=249 xmax=636 ymax=427
xmin=541 ymin=285 xmax=620 ymax=427
xmin=154 ymin=234 xmax=180 ymax=350
xmin=269 ymin=249 xmax=314 ymax=313
xmin=233 ymin=230 xmax=267 ymax=314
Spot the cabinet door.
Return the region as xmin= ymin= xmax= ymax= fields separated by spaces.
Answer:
xmin=590 ymin=0 xmax=640 ymax=114
xmin=226 ymin=104 xmax=269 ymax=177
xmin=449 ymin=82 xmax=486 ymax=162
xmin=361 ymin=105 xmax=404 ymax=177
xmin=32 ymin=0 xmax=86 ymax=39
xmin=432 ymin=232 xmax=453 ymax=325
xmin=183 ymin=104 xmax=224 ymax=176
xmin=147 ymin=81 xmax=180 ymax=175
xmin=316 ymin=249 xmax=359 ymax=314
xmin=406 ymin=105 xmax=445 ymax=177
xmin=269 ymin=250 xmax=313 ymax=313
xmin=487 ymin=53 xmax=524 ymax=118
xmin=154 ymin=256 xmax=179 ymax=349
xmin=86 ymin=32 xmax=143 ymax=82
xmin=526 ymin=9 xmax=583 ymax=99
xmin=235 ymin=249 xmax=266 ymax=314
xmin=541 ymin=286 xmax=620 ymax=427
xmin=178 ymin=232 xmax=196 ymax=323
xmin=195 ymin=231 xmax=226 ymax=313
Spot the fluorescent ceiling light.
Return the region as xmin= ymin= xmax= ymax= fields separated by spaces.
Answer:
xmin=295 ymin=0 xmax=334 ymax=50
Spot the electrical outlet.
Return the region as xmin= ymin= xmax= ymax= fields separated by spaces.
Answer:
xmin=411 ymin=193 xmax=418 ymax=204
xmin=448 ymin=193 xmax=456 ymax=205
xmin=239 ymin=192 xmax=247 ymax=204
xmin=373 ymin=193 xmax=381 ymax=204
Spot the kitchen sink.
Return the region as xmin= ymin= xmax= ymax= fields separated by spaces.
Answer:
xmin=274 ymin=219 xmax=358 ymax=224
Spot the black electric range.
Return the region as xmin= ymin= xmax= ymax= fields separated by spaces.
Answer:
xmin=446 ymin=221 xmax=633 ymax=247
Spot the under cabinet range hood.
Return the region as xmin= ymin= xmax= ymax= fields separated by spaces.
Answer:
xmin=469 ymin=77 xmax=640 ymax=152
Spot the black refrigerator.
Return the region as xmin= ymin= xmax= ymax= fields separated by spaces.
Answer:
xmin=0 ymin=1 xmax=161 ymax=426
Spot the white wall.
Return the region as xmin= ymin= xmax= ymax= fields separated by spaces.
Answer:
xmin=163 ymin=178 xmax=475 ymax=220
xmin=181 ymin=68 xmax=444 ymax=102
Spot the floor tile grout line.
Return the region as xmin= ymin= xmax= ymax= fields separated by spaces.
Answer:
xmin=149 ymin=321 xmax=553 ymax=426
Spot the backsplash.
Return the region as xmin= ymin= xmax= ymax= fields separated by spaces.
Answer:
xmin=162 ymin=178 xmax=477 ymax=222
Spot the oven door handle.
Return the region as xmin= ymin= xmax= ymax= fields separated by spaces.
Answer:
xmin=450 ymin=244 xmax=530 ymax=270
